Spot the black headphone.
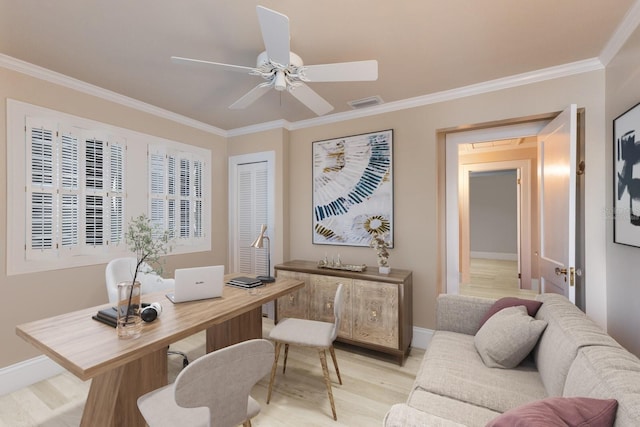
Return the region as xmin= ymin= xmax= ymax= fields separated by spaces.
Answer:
xmin=140 ymin=302 xmax=162 ymax=322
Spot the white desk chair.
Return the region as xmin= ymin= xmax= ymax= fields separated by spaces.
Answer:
xmin=266 ymin=283 xmax=345 ymax=420
xmin=105 ymin=257 xmax=188 ymax=367
xmin=137 ymin=339 xmax=274 ymax=427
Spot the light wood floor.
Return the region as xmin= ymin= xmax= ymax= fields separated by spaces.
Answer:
xmin=0 ymin=319 xmax=423 ymax=427
xmin=460 ymin=258 xmax=538 ymax=300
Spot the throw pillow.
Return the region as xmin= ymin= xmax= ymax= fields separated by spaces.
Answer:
xmin=479 ymin=297 xmax=543 ymax=327
xmin=486 ymin=397 xmax=618 ymax=427
xmin=474 ymin=305 xmax=547 ymax=368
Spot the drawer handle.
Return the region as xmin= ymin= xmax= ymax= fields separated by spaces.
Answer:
xmin=288 ymin=294 xmax=295 ymax=305
xmin=370 ymin=309 xmax=378 ymax=321
xmin=326 ymin=301 xmax=334 ymax=311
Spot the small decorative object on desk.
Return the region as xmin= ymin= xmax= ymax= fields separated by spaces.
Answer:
xmin=370 ymin=232 xmax=391 ymax=274
xmin=118 ymin=214 xmax=171 ymax=339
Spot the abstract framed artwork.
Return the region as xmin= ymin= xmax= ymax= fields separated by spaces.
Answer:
xmin=614 ymin=102 xmax=640 ymax=247
xmin=312 ymin=129 xmax=393 ymax=247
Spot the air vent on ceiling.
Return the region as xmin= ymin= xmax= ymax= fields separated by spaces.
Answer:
xmin=348 ymin=95 xmax=384 ymax=110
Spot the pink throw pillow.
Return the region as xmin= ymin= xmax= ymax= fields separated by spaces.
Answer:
xmin=479 ymin=297 xmax=543 ymax=327
xmin=486 ymin=397 xmax=618 ymax=427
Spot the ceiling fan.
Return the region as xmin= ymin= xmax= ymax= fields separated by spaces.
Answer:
xmin=171 ymin=5 xmax=378 ymax=116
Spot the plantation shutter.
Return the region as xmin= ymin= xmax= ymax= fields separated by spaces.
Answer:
xmin=59 ymin=126 xmax=80 ymax=252
xmin=84 ymin=136 xmax=106 ymax=247
xmin=236 ymin=161 xmax=268 ymax=275
xmin=109 ymin=139 xmax=126 ymax=245
xmin=149 ymin=149 xmax=166 ymax=238
xmin=148 ymin=148 xmax=205 ymax=242
xmin=26 ymin=118 xmax=56 ymax=256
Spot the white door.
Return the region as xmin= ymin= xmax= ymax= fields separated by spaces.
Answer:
xmin=537 ymin=105 xmax=577 ymax=303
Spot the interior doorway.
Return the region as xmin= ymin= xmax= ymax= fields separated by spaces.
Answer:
xmin=458 ymin=156 xmax=535 ymax=299
xmin=444 ymin=120 xmax=551 ymax=298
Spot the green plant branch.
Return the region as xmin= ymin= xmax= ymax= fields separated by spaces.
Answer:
xmin=123 ymin=214 xmax=171 ymax=325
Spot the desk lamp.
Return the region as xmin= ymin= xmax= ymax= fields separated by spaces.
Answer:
xmin=251 ymin=224 xmax=275 ymax=283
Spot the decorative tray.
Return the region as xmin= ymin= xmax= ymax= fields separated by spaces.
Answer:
xmin=317 ymin=261 xmax=367 ymax=272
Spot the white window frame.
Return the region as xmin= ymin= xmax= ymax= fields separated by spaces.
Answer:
xmin=7 ymin=99 xmax=211 ymax=275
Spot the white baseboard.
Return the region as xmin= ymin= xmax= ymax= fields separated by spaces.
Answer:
xmin=411 ymin=326 xmax=434 ymax=350
xmin=0 ymin=355 xmax=64 ymax=396
xmin=1 ymin=326 xmax=436 ymax=396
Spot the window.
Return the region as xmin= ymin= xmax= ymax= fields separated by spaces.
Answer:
xmin=7 ymin=99 xmax=211 ymax=275
xmin=25 ymin=118 xmax=127 ymax=260
xmin=149 ymin=148 xmax=206 ymax=244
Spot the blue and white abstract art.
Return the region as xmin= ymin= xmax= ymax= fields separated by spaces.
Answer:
xmin=312 ymin=129 xmax=393 ymax=247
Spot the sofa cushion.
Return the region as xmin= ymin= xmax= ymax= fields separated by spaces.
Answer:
xmin=564 ymin=346 xmax=640 ymax=427
xmin=486 ymin=397 xmax=618 ymax=427
xmin=414 ymin=331 xmax=548 ymax=413
xmin=436 ymin=294 xmax=497 ymax=335
xmin=475 ymin=305 xmax=547 ymax=368
xmin=479 ymin=297 xmax=543 ymax=327
xmin=384 ymin=403 xmax=468 ymax=427
xmin=407 ymin=389 xmax=500 ymax=427
xmin=533 ymin=293 xmax=622 ymax=396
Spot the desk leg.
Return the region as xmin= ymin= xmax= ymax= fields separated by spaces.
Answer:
xmin=80 ymin=348 xmax=167 ymax=427
xmin=206 ymin=306 xmax=263 ymax=352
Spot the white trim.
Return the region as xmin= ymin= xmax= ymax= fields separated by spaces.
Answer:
xmin=0 ymin=54 xmax=226 ymax=136
xmin=599 ymin=0 xmax=640 ymax=66
xmin=0 ymin=355 xmax=64 ymax=396
xmin=228 ymin=151 xmax=276 ymax=275
xmin=411 ymin=326 xmax=434 ymax=350
xmin=446 ymin=123 xmax=547 ymax=294
xmin=2 ymin=53 xmax=603 ymax=137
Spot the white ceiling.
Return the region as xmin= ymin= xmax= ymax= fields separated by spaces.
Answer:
xmin=0 ymin=1 xmax=636 ymax=132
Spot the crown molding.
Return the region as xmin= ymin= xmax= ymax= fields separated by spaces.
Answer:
xmin=0 ymin=54 xmax=227 ymax=137
xmin=286 ymin=58 xmax=604 ymax=132
xmin=600 ymin=0 xmax=640 ymax=66
xmin=226 ymin=119 xmax=292 ymax=137
xmin=1 ymin=53 xmax=604 ymax=138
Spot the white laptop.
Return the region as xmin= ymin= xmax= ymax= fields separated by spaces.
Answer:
xmin=166 ymin=265 xmax=225 ymax=303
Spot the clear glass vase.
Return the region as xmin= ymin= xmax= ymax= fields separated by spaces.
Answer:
xmin=117 ymin=281 xmax=142 ymax=339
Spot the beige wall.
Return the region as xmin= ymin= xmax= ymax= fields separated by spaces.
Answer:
xmin=0 ymin=67 xmax=226 ymax=368
xmin=605 ymin=24 xmax=640 ymax=356
xmin=240 ymin=70 xmax=607 ymax=332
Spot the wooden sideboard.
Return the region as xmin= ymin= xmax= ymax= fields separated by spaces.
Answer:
xmin=274 ymin=260 xmax=413 ymax=364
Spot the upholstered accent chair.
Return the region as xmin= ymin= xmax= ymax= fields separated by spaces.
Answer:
xmin=267 ymin=283 xmax=345 ymax=420
xmin=137 ymin=339 xmax=274 ymax=427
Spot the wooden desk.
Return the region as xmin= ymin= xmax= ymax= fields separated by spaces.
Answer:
xmin=15 ymin=275 xmax=303 ymax=427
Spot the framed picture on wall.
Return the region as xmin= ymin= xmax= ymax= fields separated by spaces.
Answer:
xmin=613 ymin=101 xmax=640 ymax=247
xmin=312 ymin=129 xmax=394 ymax=247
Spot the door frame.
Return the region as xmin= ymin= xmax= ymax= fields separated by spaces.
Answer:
xmin=459 ymin=159 xmax=532 ymax=290
xmin=444 ymin=120 xmax=550 ymax=295
xmin=228 ymin=151 xmax=276 ymax=275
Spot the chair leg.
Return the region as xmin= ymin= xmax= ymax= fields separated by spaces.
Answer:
xmin=267 ymin=341 xmax=282 ymax=404
xmin=282 ymin=343 xmax=289 ymax=374
xmin=329 ymin=345 xmax=342 ymax=385
xmin=319 ymin=349 xmax=338 ymax=421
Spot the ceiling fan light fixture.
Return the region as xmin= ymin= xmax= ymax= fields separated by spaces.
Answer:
xmin=274 ymin=70 xmax=287 ymax=91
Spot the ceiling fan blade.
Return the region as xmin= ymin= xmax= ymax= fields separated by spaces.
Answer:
xmin=229 ymin=82 xmax=272 ymax=110
xmin=300 ymin=60 xmax=378 ymax=82
xmin=288 ymin=83 xmax=334 ymax=116
xmin=171 ymin=56 xmax=254 ymax=73
xmin=256 ymin=6 xmax=290 ymax=66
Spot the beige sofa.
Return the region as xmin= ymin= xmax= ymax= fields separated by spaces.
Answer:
xmin=384 ymin=293 xmax=640 ymax=426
